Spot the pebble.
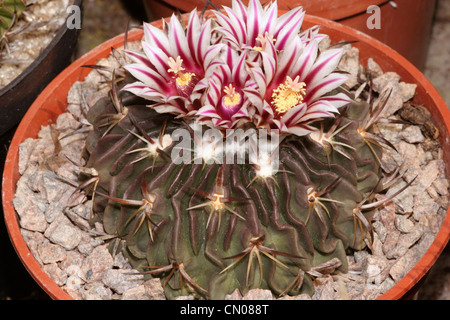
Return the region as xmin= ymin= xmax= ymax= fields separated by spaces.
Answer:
xmin=371 ymin=72 xmax=417 ymax=117
xmin=366 ymin=58 xmax=384 ymax=78
xmin=38 ymin=242 xmax=67 ymax=264
xmin=102 ymin=269 xmax=144 ymax=295
xmin=46 ymin=221 xmax=83 ymax=251
xmin=399 ymin=125 xmax=425 ymax=144
xmin=121 ymin=285 xmax=149 ymax=300
xmin=395 ymin=215 xmax=415 ymax=233
xmin=338 ymin=45 xmax=360 ymax=89
xmin=82 ymin=282 xmax=112 ymax=300
xmin=144 ymin=279 xmax=166 ymax=300
xmin=80 ymin=245 xmax=114 ymax=283
xmin=43 ymin=263 xmax=67 ymax=287
xmin=242 ymin=289 xmax=274 ymax=300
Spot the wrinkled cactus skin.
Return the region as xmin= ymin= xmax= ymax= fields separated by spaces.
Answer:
xmin=83 ymin=87 xmax=382 ymax=300
xmin=0 ymin=0 xmax=25 ymax=39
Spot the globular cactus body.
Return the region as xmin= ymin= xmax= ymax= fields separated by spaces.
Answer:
xmin=83 ymin=90 xmax=382 ymax=299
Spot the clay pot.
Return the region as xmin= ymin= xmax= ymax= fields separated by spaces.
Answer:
xmin=0 ymin=0 xmax=83 ymax=137
xmin=143 ymin=0 xmax=435 ymax=70
xmin=2 ymin=13 xmax=449 ymax=300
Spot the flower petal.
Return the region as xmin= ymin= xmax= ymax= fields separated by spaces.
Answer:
xmin=306 ymin=73 xmax=348 ymax=102
xmin=143 ymin=22 xmax=170 ymax=56
xmin=304 ymin=48 xmax=344 ymax=88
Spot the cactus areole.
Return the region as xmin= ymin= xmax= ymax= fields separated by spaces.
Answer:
xmin=82 ymin=0 xmax=408 ymax=299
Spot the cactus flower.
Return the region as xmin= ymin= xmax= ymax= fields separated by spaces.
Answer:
xmin=123 ymin=10 xmax=223 ymax=117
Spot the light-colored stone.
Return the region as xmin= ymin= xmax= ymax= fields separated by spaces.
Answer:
xmin=144 ymin=278 xmax=166 ymax=300
xmin=386 ymin=180 xmax=415 ymax=214
xmin=38 ymin=242 xmax=67 ymax=264
xmin=102 ymin=269 xmax=144 ymax=295
xmin=338 ymin=46 xmax=359 ymax=89
xmin=242 ymin=289 xmax=274 ymax=300
xmin=395 ymin=215 xmax=415 ymax=233
xmin=399 ymin=125 xmax=425 ymax=144
xmin=417 ymin=160 xmax=446 ymax=192
xmin=366 ymin=57 xmax=383 ymax=78
xmin=312 ymin=276 xmax=338 ymax=300
xmin=16 ymin=204 xmax=48 ymax=232
xmin=65 ymin=274 xmax=85 ymax=291
xmin=46 ymin=221 xmax=82 ymax=250
xmin=80 ymin=245 xmax=114 ymax=283
xmin=43 ymin=263 xmax=67 ymax=287
xmin=433 ymin=178 xmax=450 ymax=196
xmin=82 ymin=282 xmax=112 ymax=300
xmin=121 ymin=285 xmax=149 ymax=300
xmin=278 ymin=293 xmax=312 ymax=300
xmin=225 ymin=288 xmax=243 ymax=300
xmin=372 ymin=72 xmax=417 ymax=117
xmin=413 ymin=192 xmax=440 ymax=222
xmin=18 ymin=138 xmax=36 ymax=175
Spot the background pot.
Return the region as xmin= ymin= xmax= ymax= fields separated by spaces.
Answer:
xmin=2 ymin=13 xmax=449 ymax=300
xmin=0 ymin=0 xmax=83 ymax=137
xmin=143 ymin=0 xmax=435 ymax=70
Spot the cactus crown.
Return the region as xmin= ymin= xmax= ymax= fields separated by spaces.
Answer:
xmin=79 ymin=0 xmax=408 ymax=299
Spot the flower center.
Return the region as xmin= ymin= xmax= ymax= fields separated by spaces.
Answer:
xmin=168 ymin=56 xmax=196 ymax=89
xmin=223 ymin=84 xmax=242 ymax=109
xmin=212 ymin=193 xmax=225 ymax=211
xmin=253 ymin=32 xmax=275 ymax=51
xmin=271 ymin=76 xmax=306 ymax=114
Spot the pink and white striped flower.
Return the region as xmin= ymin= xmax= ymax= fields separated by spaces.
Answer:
xmin=213 ymin=0 xmax=305 ymax=52
xmin=123 ymin=10 xmax=223 ymax=117
xmin=249 ymin=37 xmax=352 ymax=136
xmin=195 ymin=46 xmax=259 ymax=130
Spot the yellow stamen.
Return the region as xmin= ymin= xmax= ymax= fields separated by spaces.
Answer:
xmin=271 ymin=76 xmax=306 ymax=114
xmin=175 ymin=72 xmax=195 ymax=86
xmin=167 ymin=56 xmax=195 ymax=87
xmin=253 ymin=32 xmax=275 ymax=51
xmin=223 ymin=84 xmax=241 ymax=108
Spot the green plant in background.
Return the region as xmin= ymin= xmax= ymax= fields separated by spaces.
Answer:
xmin=75 ymin=0 xmax=412 ymax=299
xmin=0 ymin=0 xmax=25 ymax=50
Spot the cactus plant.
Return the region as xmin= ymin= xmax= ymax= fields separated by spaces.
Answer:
xmin=0 ymin=0 xmax=25 ymax=49
xmin=78 ymin=0 xmax=412 ymax=299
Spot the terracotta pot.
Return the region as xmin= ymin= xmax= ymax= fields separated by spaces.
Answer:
xmin=143 ymin=0 xmax=435 ymax=70
xmin=0 ymin=0 xmax=83 ymax=137
xmin=2 ymin=13 xmax=449 ymax=300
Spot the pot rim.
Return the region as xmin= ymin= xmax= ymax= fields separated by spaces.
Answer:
xmin=2 ymin=13 xmax=449 ymax=301
xmin=150 ymin=0 xmax=389 ymax=21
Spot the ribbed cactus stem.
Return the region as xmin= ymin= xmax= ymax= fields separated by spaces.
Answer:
xmin=81 ymin=88 xmax=384 ymax=299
